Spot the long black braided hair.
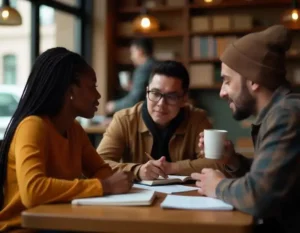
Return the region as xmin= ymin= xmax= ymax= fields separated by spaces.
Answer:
xmin=0 ymin=47 xmax=90 ymax=209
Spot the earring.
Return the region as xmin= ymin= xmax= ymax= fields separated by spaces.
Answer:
xmin=70 ymin=96 xmax=73 ymax=100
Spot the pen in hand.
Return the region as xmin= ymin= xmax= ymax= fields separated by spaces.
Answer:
xmin=144 ymin=152 xmax=169 ymax=179
xmin=145 ymin=152 xmax=154 ymax=160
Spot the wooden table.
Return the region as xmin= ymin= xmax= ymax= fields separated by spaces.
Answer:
xmin=21 ymin=190 xmax=253 ymax=233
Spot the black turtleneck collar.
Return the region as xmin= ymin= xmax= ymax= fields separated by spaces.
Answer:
xmin=141 ymin=101 xmax=185 ymax=162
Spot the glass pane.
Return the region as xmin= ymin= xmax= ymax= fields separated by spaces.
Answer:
xmin=40 ymin=5 xmax=55 ymax=26
xmin=0 ymin=93 xmax=19 ymax=117
xmin=3 ymin=55 xmax=17 ymax=84
xmin=0 ymin=0 xmax=17 ymax=8
xmin=53 ymin=0 xmax=79 ymax=8
xmin=0 ymin=0 xmax=30 ymax=139
xmin=0 ymin=0 xmax=30 ymax=87
xmin=40 ymin=6 xmax=79 ymax=54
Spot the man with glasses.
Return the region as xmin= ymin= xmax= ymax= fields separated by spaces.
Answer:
xmin=97 ymin=61 xmax=226 ymax=180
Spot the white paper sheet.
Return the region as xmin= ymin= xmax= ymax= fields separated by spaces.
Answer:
xmin=160 ymin=195 xmax=234 ymax=210
xmin=72 ymin=188 xmax=155 ymax=206
xmin=133 ymin=184 xmax=199 ymax=194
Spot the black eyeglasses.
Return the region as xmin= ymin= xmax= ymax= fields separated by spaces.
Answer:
xmin=147 ymin=90 xmax=184 ymax=105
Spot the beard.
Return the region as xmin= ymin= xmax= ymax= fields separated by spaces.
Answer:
xmin=231 ymin=82 xmax=256 ymax=121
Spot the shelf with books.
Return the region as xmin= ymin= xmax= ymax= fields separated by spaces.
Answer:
xmin=190 ymin=27 xmax=267 ymax=37
xmin=189 ymin=0 xmax=290 ymax=9
xmin=118 ymin=30 xmax=184 ymax=39
xmin=118 ymin=6 xmax=184 ymax=14
xmin=189 ymin=55 xmax=300 ymax=64
xmin=116 ymin=57 xmax=183 ymax=67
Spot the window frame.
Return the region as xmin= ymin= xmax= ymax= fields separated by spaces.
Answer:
xmin=25 ymin=0 xmax=93 ymax=65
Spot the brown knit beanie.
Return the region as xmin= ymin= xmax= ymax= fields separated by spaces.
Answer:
xmin=220 ymin=25 xmax=292 ymax=89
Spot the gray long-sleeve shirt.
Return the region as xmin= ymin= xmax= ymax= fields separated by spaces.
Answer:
xmin=114 ymin=57 xmax=156 ymax=112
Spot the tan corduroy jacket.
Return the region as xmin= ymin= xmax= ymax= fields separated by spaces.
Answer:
xmin=97 ymin=102 xmax=228 ymax=178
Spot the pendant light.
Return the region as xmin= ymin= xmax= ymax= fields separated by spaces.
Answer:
xmin=195 ymin=0 xmax=222 ymax=6
xmin=281 ymin=0 xmax=300 ymax=29
xmin=132 ymin=7 xmax=160 ymax=33
xmin=0 ymin=0 xmax=22 ymax=26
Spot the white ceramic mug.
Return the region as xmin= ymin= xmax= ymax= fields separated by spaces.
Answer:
xmin=204 ymin=129 xmax=228 ymax=159
xmin=118 ymin=71 xmax=131 ymax=89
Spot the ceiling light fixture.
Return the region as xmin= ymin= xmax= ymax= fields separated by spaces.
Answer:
xmin=0 ymin=0 xmax=22 ymax=26
xmin=281 ymin=0 xmax=300 ymax=29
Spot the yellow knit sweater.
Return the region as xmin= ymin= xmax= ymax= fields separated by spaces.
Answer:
xmin=0 ymin=116 xmax=113 ymax=231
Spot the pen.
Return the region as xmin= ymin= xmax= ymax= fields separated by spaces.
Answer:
xmin=145 ymin=152 xmax=154 ymax=160
xmin=144 ymin=152 xmax=168 ymax=179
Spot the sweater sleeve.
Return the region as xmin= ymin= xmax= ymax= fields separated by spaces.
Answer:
xmin=15 ymin=117 xmax=104 ymax=208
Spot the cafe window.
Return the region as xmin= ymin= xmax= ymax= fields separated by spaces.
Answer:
xmin=3 ymin=54 xmax=17 ymax=85
xmin=0 ymin=0 xmax=92 ymax=79
xmin=40 ymin=5 xmax=55 ymax=26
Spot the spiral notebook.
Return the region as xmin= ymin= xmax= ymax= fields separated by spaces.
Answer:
xmin=72 ymin=188 xmax=156 ymax=206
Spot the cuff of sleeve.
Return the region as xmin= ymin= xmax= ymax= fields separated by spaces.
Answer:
xmin=174 ymin=160 xmax=192 ymax=175
xmin=215 ymin=178 xmax=235 ymax=201
xmin=132 ymin=164 xmax=142 ymax=180
xmin=119 ymin=163 xmax=140 ymax=172
xmin=114 ymin=100 xmax=123 ymax=112
xmin=224 ymin=163 xmax=239 ymax=173
xmin=90 ymin=178 xmax=105 ymax=196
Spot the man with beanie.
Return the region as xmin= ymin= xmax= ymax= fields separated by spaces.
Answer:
xmin=191 ymin=25 xmax=300 ymax=233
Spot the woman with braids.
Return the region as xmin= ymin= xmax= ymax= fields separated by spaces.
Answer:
xmin=0 ymin=47 xmax=133 ymax=232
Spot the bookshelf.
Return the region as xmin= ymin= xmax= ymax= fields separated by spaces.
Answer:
xmin=189 ymin=27 xmax=267 ymax=36
xmin=102 ymin=0 xmax=300 ymax=145
xmin=119 ymin=30 xmax=184 ymax=38
xmin=189 ymin=0 xmax=291 ymax=8
xmin=110 ymin=0 xmax=300 ymax=92
xmin=118 ymin=5 xmax=184 ymax=13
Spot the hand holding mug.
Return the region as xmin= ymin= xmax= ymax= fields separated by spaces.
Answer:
xmin=199 ymin=130 xmax=235 ymax=164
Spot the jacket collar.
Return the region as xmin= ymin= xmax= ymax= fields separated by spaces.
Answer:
xmin=138 ymin=102 xmax=188 ymax=135
xmin=253 ymin=85 xmax=292 ymax=126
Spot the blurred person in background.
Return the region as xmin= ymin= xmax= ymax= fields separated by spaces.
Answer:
xmin=105 ymin=37 xmax=157 ymax=115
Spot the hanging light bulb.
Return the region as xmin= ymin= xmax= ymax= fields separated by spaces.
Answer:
xmin=281 ymin=0 xmax=300 ymax=29
xmin=196 ymin=0 xmax=222 ymax=5
xmin=0 ymin=0 xmax=22 ymax=26
xmin=141 ymin=17 xmax=151 ymax=28
xmin=132 ymin=7 xmax=160 ymax=33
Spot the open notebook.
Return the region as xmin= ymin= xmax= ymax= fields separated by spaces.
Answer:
xmin=161 ymin=195 xmax=234 ymax=210
xmin=137 ymin=175 xmax=193 ymax=186
xmin=72 ymin=188 xmax=156 ymax=206
xmin=133 ymin=184 xmax=199 ymax=194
